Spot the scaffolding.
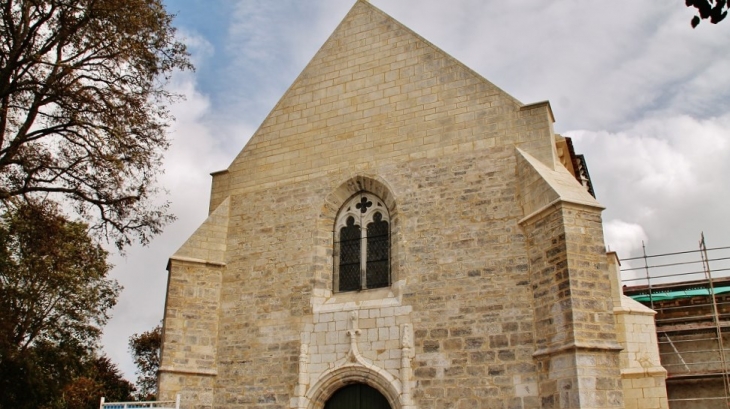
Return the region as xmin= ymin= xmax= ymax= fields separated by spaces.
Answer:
xmin=621 ymin=235 xmax=730 ymax=409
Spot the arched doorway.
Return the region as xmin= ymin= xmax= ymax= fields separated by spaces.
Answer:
xmin=324 ymin=383 xmax=392 ymax=409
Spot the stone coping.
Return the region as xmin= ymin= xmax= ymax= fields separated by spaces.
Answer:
xmin=168 ymin=255 xmax=226 ymax=267
xmin=158 ymin=366 xmax=218 ymax=377
xmin=621 ymin=367 xmax=668 ymax=378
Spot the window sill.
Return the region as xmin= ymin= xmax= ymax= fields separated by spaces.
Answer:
xmin=311 ymin=281 xmax=405 ymax=313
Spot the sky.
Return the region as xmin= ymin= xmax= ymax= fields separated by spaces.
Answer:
xmin=103 ymin=0 xmax=730 ymax=381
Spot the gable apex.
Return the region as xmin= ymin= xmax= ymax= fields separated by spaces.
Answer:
xmin=213 ymin=1 xmax=555 ymax=200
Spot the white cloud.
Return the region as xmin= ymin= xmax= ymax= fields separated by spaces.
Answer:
xmin=179 ymin=30 xmax=215 ymax=65
xmin=603 ymin=219 xmax=649 ymax=284
xmin=569 ymin=112 xmax=730 ymax=260
xmin=372 ymin=1 xmax=730 ymax=129
xmin=604 ymin=219 xmax=648 ymax=258
xmin=214 ymin=1 xmax=352 ymax=126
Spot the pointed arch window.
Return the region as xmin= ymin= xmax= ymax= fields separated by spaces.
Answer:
xmin=334 ymin=192 xmax=390 ymax=292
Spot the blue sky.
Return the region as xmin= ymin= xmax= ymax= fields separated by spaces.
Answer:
xmin=104 ymin=0 xmax=730 ymax=381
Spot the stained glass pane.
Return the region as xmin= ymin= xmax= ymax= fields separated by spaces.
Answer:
xmin=339 ymin=218 xmax=361 ymax=292
xmin=366 ymin=214 xmax=389 ymax=289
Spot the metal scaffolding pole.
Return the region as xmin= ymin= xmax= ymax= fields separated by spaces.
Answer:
xmin=621 ymin=236 xmax=730 ymax=409
xmin=700 ymin=233 xmax=730 ymax=407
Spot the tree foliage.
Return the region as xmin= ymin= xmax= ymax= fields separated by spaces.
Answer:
xmin=0 ymin=339 xmax=88 ymax=409
xmin=0 ymin=0 xmax=191 ymax=249
xmin=129 ymin=324 xmax=161 ymax=400
xmin=0 ymin=201 xmax=125 ymax=408
xmin=0 ymin=340 xmax=134 ymax=409
xmin=61 ymin=355 xmax=135 ymax=409
xmin=687 ymin=0 xmax=728 ymax=27
xmin=0 ymin=201 xmax=119 ymax=351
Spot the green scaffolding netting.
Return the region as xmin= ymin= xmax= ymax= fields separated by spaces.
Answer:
xmin=629 ymin=286 xmax=730 ymax=302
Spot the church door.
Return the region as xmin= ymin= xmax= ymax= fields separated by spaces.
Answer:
xmin=323 ymin=383 xmax=392 ymax=409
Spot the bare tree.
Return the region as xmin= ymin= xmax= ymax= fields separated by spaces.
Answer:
xmin=0 ymin=0 xmax=191 ymax=249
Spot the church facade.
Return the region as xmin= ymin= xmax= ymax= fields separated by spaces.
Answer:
xmin=157 ymin=2 xmax=666 ymax=408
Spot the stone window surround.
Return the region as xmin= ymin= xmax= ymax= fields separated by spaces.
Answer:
xmin=316 ymin=175 xmax=400 ymax=297
xmin=334 ymin=191 xmax=391 ymax=292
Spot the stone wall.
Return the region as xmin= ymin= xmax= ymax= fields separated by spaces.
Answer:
xmin=159 ymin=259 xmax=222 ymax=409
xmin=607 ymin=253 xmax=669 ymax=409
xmin=520 ymin=203 xmax=624 ymax=409
xmin=206 ymin=145 xmax=542 ymax=408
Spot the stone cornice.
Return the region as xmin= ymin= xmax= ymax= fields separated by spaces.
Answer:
xmin=532 ymin=341 xmax=624 ymax=358
xmin=518 ymin=198 xmax=604 ymax=226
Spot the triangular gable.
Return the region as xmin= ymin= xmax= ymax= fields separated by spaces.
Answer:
xmin=218 ymin=0 xmax=556 ymax=197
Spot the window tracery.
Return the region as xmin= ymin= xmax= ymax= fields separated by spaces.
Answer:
xmin=334 ymin=192 xmax=390 ymax=292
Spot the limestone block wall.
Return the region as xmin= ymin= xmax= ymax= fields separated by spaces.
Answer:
xmin=614 ymin=304 xmax=668 ymax=409
xmin=159 ymin=197 xmax=229 ymax=408
xmin=521 ymin=204 xmax=624 ymax=409
xmin=304 ymin=289 xmax=412 ymax=385
xmin=159 ymin=259 xmax=222 ymax=409
xmin=606 ymin=253 xmax=668 ymax=409
xmin=164 ymin=151 xmax=630 ymax=409
xmin=207 ymin=145 xmax=548 ymax=409
xmin=159 ymin=374 xmax=215 ymax=409
xmin=378 ymin=148 xmax=537 ymax=408
xmin=293 ymin=286 xmax=415 ymax=409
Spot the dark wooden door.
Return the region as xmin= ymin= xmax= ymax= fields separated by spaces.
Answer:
xmin=324 ymin=383 xmax=391 ymax=409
